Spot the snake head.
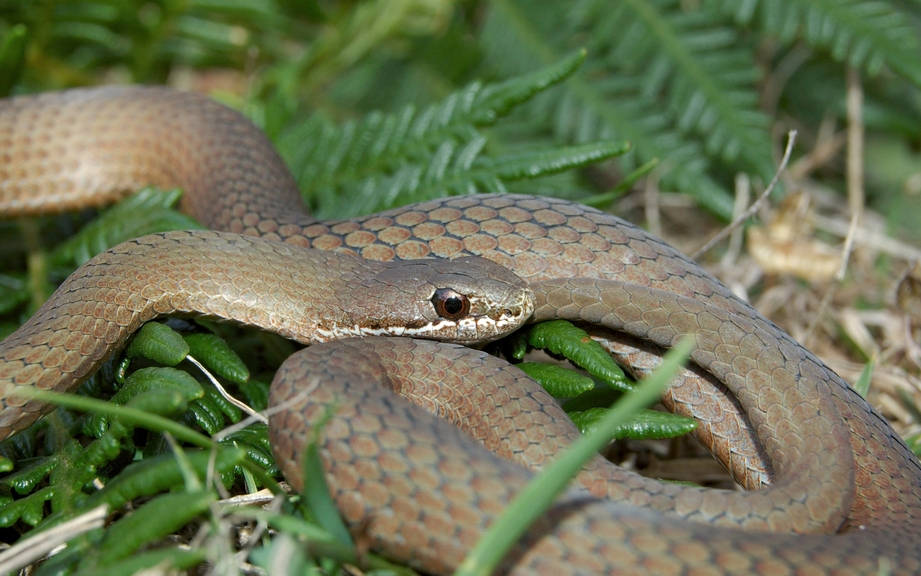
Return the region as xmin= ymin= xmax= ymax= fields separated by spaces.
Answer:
xmin=353 ymin=256 xmax=534 ymax=345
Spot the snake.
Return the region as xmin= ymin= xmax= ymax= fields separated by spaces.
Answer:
xmin=0 ymin=86 xmax=919 ymax=574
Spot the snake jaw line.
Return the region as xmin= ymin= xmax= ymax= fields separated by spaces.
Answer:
xmin=310 ymin=279 xmax=532 ymax=345
xmin=313 ymin=312 xmax=526 ymax=346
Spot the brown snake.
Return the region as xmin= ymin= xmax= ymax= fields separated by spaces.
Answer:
xmin=0 ymin=86 xmax=919 ymax=574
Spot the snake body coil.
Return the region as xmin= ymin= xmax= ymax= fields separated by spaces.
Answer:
xmin=1 ymin=86 xmax=920 ymax=574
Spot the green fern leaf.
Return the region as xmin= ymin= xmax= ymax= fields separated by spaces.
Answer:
xmin=479 ymin=140 xmax=631 ymax=180
xmin=113 ymin=367 xmax=204 ymax=407
xmin=473 ymin=48 xmax=587 ymax=123
xmin=306 ymin=137 xmax=629 ymax=218
xmin=706 ymin=0 xmax=921 ymax=87
xmin=517 ymin=363 xmax=596 ymax=398
xmin=276 ymin=51 xmax=594 ymax=217
xmin=568 ymin=406 xmax=697 ymax=439
xmin=0 ymin=486 xmax=52 ymax=527
xmin=526 ymin=320 xmax=629 ymax=391
xmin=49 ymin=188 xmax=201 ymax=268
xmin=124 ymin=322 xmax=190 ymax=367
xmin=187 ymin=393 xmax=225 ymax=435
xmin=195 ymin=382 xmax=243 ymax=427
xmin=480 ymin=0 xmax=741 ymax=217
xmin=1 ymin=457 xmax=56 ymax=495
xmin=93 ymin=490 xmax=216 ymax=567
xmin=586 ymin=0 xmax=773 ymax=175
xmin=221 ymin=424 xmax=277 ymax=474
xmin=183 ymin=333 xmax=250 ymax=385
xmin=82 ymin=449 xmax=246 ymax=513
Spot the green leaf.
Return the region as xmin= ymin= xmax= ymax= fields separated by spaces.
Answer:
xmin=473 ymin=48 xmax=587 ymax=123
xmin=706 ymin=0 xmax=921 ymax=87
xmin=49 ymin=188 xmax=202 ymax=268
xmin=516 ymin=362 xmax=595 ymax=398
xmin=277 ymin=51 xmax=612 ymax=218
xmin=480 ymin=140 xmax=631 ymax=180
xmin=49 ymin=439 xmax=87 ymax=516
xmin=184 ymin=332 xmax=250 ymax=385
xmin=93 ymin=490 xmax=216 ymax=566
xmin=113 ymin=367 xmax=203 ymax=406
xmin=13 ymin=388 xmax=214 ymax=450
xmin=76 ymin=547 xmax=206 ymax=576
xmin=82 ymin=449 xmax=247 ymax=512
xmin=237 ymin=378 xmax=271 ymax=412
xmin=568 ymin=407 xmax=697 ymax=439
xmin=125 ymin=322 xmax=190 ymax=366
xmin=199 ymin=380 xmax=243 ymax=423
xmin=47 ymin=433 xmax=123 ymax=508
xmin=853 ymin=360 xmax=874 ymax=398
xmin=0 ymin=24 xmax=27 ymax=96
xmin=582 ymin=157 xmax=659 ymax=208
xmin=187 ymin=379 xmax=247 ymax=435
xmin=187 ymin=393 xmax=225 ymax=435
xmin=506 ymin=330 xmax=530 ymax=361
xmin=1 ymin=457 xmax=57 ymax=495
xmin=221 ymin=425 xmax=278 ymax=475
xmin=526 ymin=320 xmax=629 ymax=391
xmin=614 ymin=0 xmax=773 ymax=173
xmin=480 ymin=0 xmax=738 ymax=218
xmin=0 ymin=486 xmax=53 ymax=527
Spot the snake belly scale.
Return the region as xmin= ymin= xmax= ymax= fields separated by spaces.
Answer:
xmin=1 ymin=86 xmax=920 ymax=574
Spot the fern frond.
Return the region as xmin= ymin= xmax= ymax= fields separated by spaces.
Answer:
xmin=309 ymin=139 xmax=629 ymax=218
xmin=587 ymin=0 xmax=773 ymax=176
xmin=474 ymin=48 xmax=587 ymax=123
xmin=49 ymin=188 xmax=200 ymax=269
xmin=706 ymin=0 xmax=921 ymax=87
xmin=275 ymin=52 xmax=621 ymax=217
xmin=480 ymin=0 xmax=744 ymax=217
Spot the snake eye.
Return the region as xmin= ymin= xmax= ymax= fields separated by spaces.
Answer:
xmin=431 ymin=288 xmax=470 ymax=320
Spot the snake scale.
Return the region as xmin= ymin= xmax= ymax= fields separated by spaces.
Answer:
xmin=1 ymin=86 xmax=919 ymax=574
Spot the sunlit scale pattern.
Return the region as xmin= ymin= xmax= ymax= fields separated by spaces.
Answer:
xmin=264 ymin=195 xmax=794 ymax=490
xmin=278 ymin=195 xmax=744 ymax=299
xmin=271 ymin=338 xmax=917 ymax=575
xmin=292 ymin=195 xmax=808 ymax=487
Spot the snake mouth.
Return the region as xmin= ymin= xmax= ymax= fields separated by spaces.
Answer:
xmin=317 ymin=297 xmax=532 ymax=345
xmin=314 ymin=317 xmax=506 ymax=344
